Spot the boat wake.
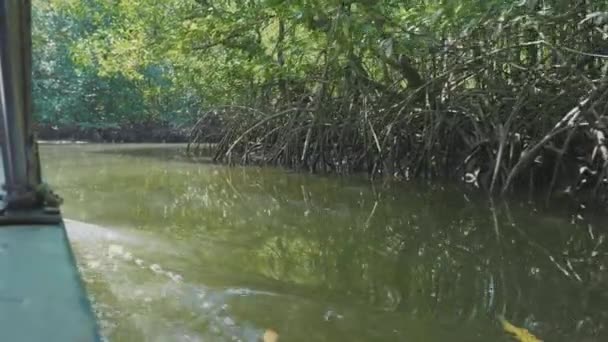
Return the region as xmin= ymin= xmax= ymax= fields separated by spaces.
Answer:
xmin=64 ymin=219 xmax=274 ymax=342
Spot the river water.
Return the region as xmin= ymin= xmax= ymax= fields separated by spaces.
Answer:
xmin=39 ymin=143 xmax=607 ymax=342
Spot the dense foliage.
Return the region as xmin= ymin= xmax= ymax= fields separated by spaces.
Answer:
xmin=32 ymin=0 xmax=199 ymax=131
xmin=33 ymin=0 xmax=608 ymax=200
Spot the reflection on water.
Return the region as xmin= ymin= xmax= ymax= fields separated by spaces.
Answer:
xmin=42 ymin=144 xmax=608 ymax=341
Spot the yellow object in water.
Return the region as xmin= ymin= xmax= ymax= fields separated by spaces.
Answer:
xmin=263 ymin=329 xmax=279 ymax=342
xmin=500 ymin=317 xmax=543 ymax=342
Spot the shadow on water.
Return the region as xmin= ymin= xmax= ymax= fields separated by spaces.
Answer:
xmin=89 ymin=144 xmax=215 ymax=165
xmin=41 ymin=144 xmax=608 ymax=341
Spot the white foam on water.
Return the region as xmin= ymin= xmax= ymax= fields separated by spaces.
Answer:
xmin=166 ymin=271 xmax=183 ymax=283
xmin=224 ymin=317 xmax=236 ymax=326
xmin=107 ymin=244 xmax=124 ymax=258
xmin=65 ymin=218 xmax=176 ymax=253
xmin=150 ymin=263 xmax=163 ymax=274
xmin=64 ymin=219 xmax=139 ymax=245
xmin=122 ymin=251 xmax=133 ymax=261
xmin=224 ymin=287 xmax=278 ymax=297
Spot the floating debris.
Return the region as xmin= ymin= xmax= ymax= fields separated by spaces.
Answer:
xmin=323 ymin=309 xmax=344 ymax=322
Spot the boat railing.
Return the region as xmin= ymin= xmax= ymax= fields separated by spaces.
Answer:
xmin=0 ymin=0 xmax=45 ymax=215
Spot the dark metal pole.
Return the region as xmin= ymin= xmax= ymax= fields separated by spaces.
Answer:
xmin=0 ymin=0 xmax=42 ymax=208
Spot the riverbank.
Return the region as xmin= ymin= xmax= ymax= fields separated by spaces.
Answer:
xmin=35 ymin=123 xmax=190 ymax=143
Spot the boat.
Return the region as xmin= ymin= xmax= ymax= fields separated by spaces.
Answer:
xmin=0 ymin=0 xmax=100 ymax=340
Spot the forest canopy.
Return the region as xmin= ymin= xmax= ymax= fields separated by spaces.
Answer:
xmin=32 ymin=0 xmax=608 ymax=201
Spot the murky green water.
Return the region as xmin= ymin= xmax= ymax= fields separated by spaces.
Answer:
xmin=40 ymin=144 xmax=607 ymax=342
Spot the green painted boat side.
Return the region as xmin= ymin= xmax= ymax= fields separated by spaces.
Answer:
xmin=0 ymin=222 xmax=101 ymax=342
